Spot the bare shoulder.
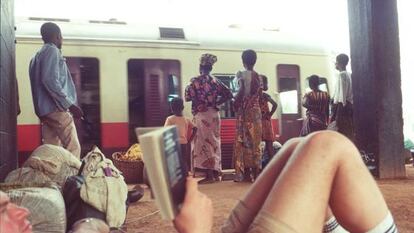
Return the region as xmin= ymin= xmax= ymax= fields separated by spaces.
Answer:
xmin=166 ymin=115 xmax=175 ymax=122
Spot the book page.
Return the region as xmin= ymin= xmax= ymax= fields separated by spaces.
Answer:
xmin=139 ymin=129 xmax=175 ymax=219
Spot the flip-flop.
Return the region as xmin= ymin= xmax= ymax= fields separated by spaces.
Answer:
xmin=197 ymin=178 xmax=215 ymax=184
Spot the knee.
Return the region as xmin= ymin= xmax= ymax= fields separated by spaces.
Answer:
xmin=270 ymin=137 xmax=302 ymax=159
xmin=273 ymin=137 xmax=302 ymax=156
xmin=283 ymin=137 xmax=302 ymax=148
xmin=302 ymin=131 xmax=358 ymax=159
xmin=305 ymin=131 xmax=348 ymax=146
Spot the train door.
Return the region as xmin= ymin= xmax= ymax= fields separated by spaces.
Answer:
xmin=277 ymin=64 xmax=302 ymax=143
xmin=66 ymin=57 xmax=101 ymax=154
xmin=128 ymin=59 xmax=180 ymax=143
xmin=215 ymin=74 xmax=237 ymax=169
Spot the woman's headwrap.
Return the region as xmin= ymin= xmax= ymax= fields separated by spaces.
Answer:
xmin=200 ymin=53 xmax=217 ymax=66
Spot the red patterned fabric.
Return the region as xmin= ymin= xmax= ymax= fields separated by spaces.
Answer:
xmin=260 ymin=92 xmax=275 ymax=141
xmin=300 ymin=90 xmax=330 ymax=136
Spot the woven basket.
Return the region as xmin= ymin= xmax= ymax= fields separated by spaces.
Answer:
xmin=112 ymin=152 xmax=144 ymax=184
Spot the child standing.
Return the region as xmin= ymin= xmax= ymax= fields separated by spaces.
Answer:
xmin=164 ymin=97 xmax=197 ymax=171
xmin=259 ymin=75 xmax=278 ymax=159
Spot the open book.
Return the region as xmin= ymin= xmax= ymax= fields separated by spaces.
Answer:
xmin=136 ymin=126 xmax=187 ymax=220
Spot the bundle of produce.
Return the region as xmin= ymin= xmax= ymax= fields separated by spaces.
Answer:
xmin=112 ymin=144 xmax=144 ymax=184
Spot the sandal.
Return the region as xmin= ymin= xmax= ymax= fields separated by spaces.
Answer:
xmin=198 ymin=177 xmax=215 ymax=184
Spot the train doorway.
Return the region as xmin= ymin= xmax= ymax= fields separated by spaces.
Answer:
xmin=215 ymin=74 xmax=238 ymax=169
xmin=127 ymin=59 xmax=181 ymax=143
xmin=277 ymin=64 xmax=302 ymax=142
xmin=66 ymin=57 xmax=101 ymax=154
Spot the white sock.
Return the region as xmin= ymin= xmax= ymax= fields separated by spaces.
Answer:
xmin=323 ymin=216 xmax=349 ymax=233
xmin=365 ymin=211 xmax=398 ymax=233
xmin=324 ymin=212 xmax=398 ymax=233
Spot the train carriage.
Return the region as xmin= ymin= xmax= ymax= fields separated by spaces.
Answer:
xmin=15 ymin=17 xmax=334 ymax=168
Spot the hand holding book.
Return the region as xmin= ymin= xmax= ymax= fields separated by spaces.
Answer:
xmin=137 ymin=126 xmax=188 ymax=219
xmin=173 ymin=177 xmax=213 ymax=233
xmin=138 ymin=126 xmax=213 ymax=232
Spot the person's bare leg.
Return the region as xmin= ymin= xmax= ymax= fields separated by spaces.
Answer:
xmin=265 ymin=140 xmax=274 ymax=160
xmin=324 ymin=207 xmax=349 ymax=233
xmin=259 ymin=131 xmax=388 ymax=233
xmin=242 ymin=137 xmax=301 ymax=211
xmin=221 ymin=138 xmax=302 ymax=233
xmin=325 ymin=208 xmax=333 ymax=222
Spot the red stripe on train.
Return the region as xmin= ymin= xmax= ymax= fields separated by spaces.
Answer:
xmin=17 ymin=120 xmax=279 ymax=152
xmin=272 ymin=119 xmax=280 ymax=140
xmin=221 ymin=119 xmax=237 ymax=143
xmin=101 ymin=122 xmax=129 ymax=148
xmin=17 ymin=124 xmax=41 ymax=151
xmin=220 ymin=118 xmax=280 ymax=143
xmin=17 ymin=122 xmax=130 ymax=151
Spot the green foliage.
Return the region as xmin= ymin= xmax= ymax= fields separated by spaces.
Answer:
xmin=404 ymin=139 xmax=414 ymax=150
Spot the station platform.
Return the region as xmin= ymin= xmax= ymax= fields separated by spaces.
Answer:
xmin=125 ymin=165 xmax=414 ymax=233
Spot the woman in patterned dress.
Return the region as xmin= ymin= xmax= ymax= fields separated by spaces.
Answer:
xmin=185 ymin=54 xmax=233 ymax=184
xmin=233 ymin=50 xmax=263 ymax=182
xmin=259 ymin=75 xmax=278 ymax=159
xmin=300 ymin=75 xmax=330 ymax=136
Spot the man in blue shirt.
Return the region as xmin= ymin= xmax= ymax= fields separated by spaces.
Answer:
xmin=29 ymin=22 xmax=83 ymax=158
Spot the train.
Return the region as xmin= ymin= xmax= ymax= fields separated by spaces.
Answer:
xmin=15 ymin=17 xmax=335 ymax=168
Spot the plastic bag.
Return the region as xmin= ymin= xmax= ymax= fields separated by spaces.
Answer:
xmin=80 ymin=146 xmax=128 ymax=228
xmin=5 ymin=167 xmax=53 ymax=184
xmin=6 ymin=186 xmax=67 ymax=233
xmin=5 ymin=145 xmax=81 ymax=187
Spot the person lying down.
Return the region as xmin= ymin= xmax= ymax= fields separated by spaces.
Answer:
xmin=173 ymin=131 xmax=398 ymax=233
xmin=0 ymin=191 xmax=112 ymax=233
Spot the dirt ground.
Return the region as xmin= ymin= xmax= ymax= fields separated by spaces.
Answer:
xmin=126 ymin=165 xmax=414 ymax=233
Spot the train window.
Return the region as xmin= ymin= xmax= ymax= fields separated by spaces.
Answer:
xmin=304 ymin=77 xmax=329 ymax=93
xmin=66 ymin=57 xmax=101 ymax=153
xmin=277 ymin=65 xmax=301 ymax=115
xmin=214 ymin=74 xmax=237 ymax=118
xmin=279 ymin=89 xmax=298 ymax=114
xmin=168 ymin=74 xmax=180 ymax=101
xmin=279 ymin=78 xmax=299 ymax=114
